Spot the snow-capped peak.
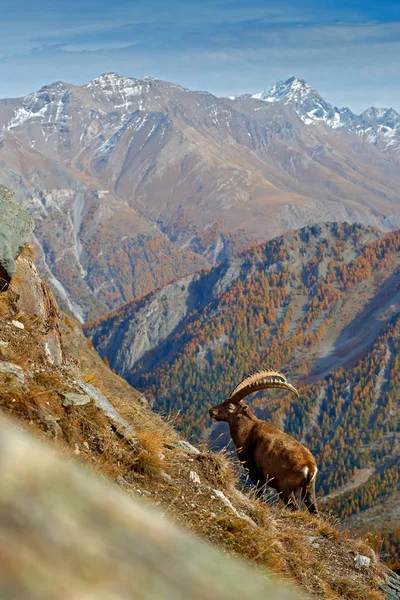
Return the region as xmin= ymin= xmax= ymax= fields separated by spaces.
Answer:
xmin=252 ymin=76 xmax=313 ymax=104
xmin=86 ymin=72 xmax=137 ymax=89
xmin=7 ymin=81 xmax=71 ymax=130
xmin=250 ymin=76 xmax=400 ymax=151
xmin=252 ymin=76 xmax=338 ymax=125
xmin=85 ymin=72 xmax=154 ymax=111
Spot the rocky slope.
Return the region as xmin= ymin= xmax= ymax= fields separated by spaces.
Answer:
xmin=1 ymin=182 xmax=398 ymax=599
xmin=85 ymin=222 xmax=400 ymax=562
xmin=0 ymin=140 xmax=207 ymax=321
xmin=1 ymin=74 xmax=400 ymax=319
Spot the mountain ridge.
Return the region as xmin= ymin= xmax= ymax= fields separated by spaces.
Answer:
xmin=250 ymin=76 xmax=400 ymax=152
xmin=2 ymin=73 xmax=400 ymax=321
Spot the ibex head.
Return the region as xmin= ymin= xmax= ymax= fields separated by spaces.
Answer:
xmin=209 ymin=369 xmax=299 ymax=423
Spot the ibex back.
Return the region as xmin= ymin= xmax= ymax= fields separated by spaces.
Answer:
xmin=209 ymin=370 xmax=318 ymax=514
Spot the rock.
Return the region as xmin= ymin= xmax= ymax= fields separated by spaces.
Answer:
xmin=0 ymin=186 xmax=34 ymax=289
xmin=12 ymin=258 xmax=65 ymax=365
xmin=380 ymin=567 xmax=400 ymax=599
xmin=308 ymin=536 xmax=320 ymax=549
xmin=45 ymin=331 xmax=63 ymax=366
xmin=172 ymin=440 xmax=201 ymax=455
xmin=11 ymin=320 xmax=24 ymax=330
xmin=78 ymin=381 xmax=137 ymax=446
xmin=213 ymin=489 xmax=257 ymax=528
xmin=189 ymin=471 xmax=201 ymax=485
xmin=62 ymin=392 xmax=91 ymax=407
xmin=0 ymin=361 xmax=25 ymax=386
xmin=137 ymin=392 xmax=149 ymax=406
xmin=0 ymin=340 xmax=9 ymax=348
xmin=354 ymin=555 xmax=371 ymax=570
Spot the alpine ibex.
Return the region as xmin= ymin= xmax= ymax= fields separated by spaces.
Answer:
xmin=209 ymin=370 xmax=318 ymax=514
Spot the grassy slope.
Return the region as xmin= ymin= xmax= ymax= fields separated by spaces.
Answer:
xmin=0 ymin=246 xmax=391 ymax=599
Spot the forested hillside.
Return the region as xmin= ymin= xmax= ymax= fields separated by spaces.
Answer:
xmin=86 ymin=222 xmax=400 ymax=562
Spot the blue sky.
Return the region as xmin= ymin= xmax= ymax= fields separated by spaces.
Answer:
xmin=1 ymin=0 xmax=400 ymax=112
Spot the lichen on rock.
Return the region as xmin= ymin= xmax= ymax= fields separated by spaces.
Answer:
xmin=0 ymin=185 xmax=34 ymax=289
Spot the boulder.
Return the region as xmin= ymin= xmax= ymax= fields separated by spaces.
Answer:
xmin=354 ymin=555 xmax=371 ymax=570
xmin=0 ymin=414 xmax=302 ymax=600
xmin=0 ymin=186 xmax=34 ymax=289
xmin=0 ymin=361 xmax=25 ymax=387
xmin=62 ymin=392 xmax=91 ymax=407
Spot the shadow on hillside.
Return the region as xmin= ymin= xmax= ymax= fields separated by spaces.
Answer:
xmin=128 ymin=260 xmax=236 ymax=384
xmin=309 ymin=268 xmax=400 ymax=382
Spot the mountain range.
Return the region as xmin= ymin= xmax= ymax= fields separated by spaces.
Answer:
xmin=1 ymin=73 xmax=400 ymax=320
xmin=251 ymin=76 xmax=400 ymax=153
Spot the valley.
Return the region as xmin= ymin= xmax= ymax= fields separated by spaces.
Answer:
xmin=2 ymin=185 xmax=397 ymax=598
xmin=1 ymin=73 xmax=400 ymax=320
xmin=86 ymin=222 xmax=400 ymax=565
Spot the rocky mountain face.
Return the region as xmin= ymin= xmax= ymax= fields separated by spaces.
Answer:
xmin=2 ymin=189 xmax=396 ymax=600
xmin=1 ymin=74 xmax=400 ymax=320
xmin=85 ymin=222 xmax=400 ymax=562
xmin=251 ymin=76 xmax=400 ymax=152
xmin=0 ymin=184 xmax=34 ymax=288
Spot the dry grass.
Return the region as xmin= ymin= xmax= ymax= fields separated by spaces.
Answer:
xmin=132 ymin=429 xmax=164 ymax=479
xmin=0 ymin=295 xmax=10 ymax=317
xmin=34 ymin=370 xmax=66 ymax=389
xmin=81 ymin=369 xmax=102 ymax=386
xmin=19 ymin=242 xmax=36 ymax=261
xmin=195 ymin=450 xmax=236 ymax=489
xmin=330 ymin=576 xmax=384 ymax=599
xmin=64 ymin=315 xmax=75 ymax=330
xmin=16 ymin=313 xmax=44 ymax=330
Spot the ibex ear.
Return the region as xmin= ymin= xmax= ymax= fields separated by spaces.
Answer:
xmin=237 ymin=403 xmax=249 ymax=414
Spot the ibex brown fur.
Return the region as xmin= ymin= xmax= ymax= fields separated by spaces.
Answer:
xmin=209 ymin=370 xmax=318 ymax=514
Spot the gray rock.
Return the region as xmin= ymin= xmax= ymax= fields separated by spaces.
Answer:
xmin=189 ymin=471 xmax=201 ymax=485
xmin=172 ymin=440 xmax=201 ymax=455
xmin=45 ymin=331 xmax=63 ymax=366
xmin=380 ymin=567 xmax=400 ymax=599
xmin=78 ymin=380 xmax=137 ymax=446
xmin=0 ymin=361 xmax=25 ymax=386
xmin=212 ymin=489 xmax=257 ymax=528
xmin=354 ymin=555 xmax=371 ymax=570
xmin=0 ymin=186 xmax=34 ymax=289
xmin=62 ymin=392 xmax=91 ymax=407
